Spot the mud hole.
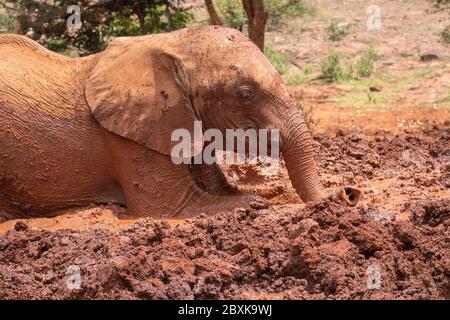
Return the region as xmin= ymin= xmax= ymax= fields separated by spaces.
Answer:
xmin=0 ymin=127 xmax=448 ymax=299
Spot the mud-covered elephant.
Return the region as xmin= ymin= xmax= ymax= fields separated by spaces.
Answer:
xmin=0 ymin=26 xmax=359 ymax=219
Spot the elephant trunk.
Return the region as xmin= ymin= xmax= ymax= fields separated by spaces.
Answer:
xmin=280 ymin=110 xmax=360 ymax=206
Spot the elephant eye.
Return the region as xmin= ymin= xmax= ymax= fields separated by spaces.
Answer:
xmin=235 ymin=85 xmax=255 ymax=103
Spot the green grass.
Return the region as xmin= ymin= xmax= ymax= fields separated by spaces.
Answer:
xmin=436 ymin=91 xmax=450 ymax=109
xmin=332 ymin=64 xmax=446 ymax=114
xmin=267 ymin=43 xmax=448 ymax=115
xmin=288 ymin=46 xmax=447 ymax=115
xmin=286 ymin=64 xmax=313 ymax=85
xmin=333 ymin=78 xmax=394 ymax=114
xmin=327 ymin=20 xmax=350 ymax=41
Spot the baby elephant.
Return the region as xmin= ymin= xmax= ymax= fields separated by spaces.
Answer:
xmin=0 ymin=26 xmax=359 ymax=219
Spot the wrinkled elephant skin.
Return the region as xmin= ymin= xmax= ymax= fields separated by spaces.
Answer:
xmin=0 ymin=26 xmax=359 ymax=219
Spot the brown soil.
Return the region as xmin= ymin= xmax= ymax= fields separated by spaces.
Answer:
xmin=0 ymin=126 xmax=448 ymax=299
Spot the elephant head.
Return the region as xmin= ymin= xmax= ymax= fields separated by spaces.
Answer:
xmin=85 ymin=26 xmax=360 ymax=206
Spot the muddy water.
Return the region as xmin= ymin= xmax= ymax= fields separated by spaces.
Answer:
xmin=0 ymin=209 xmax=186 ymax=236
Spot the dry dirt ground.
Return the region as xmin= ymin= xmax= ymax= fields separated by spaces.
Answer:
xmin=0 ymin=0 xmax=449 ymax=299
xmin=270 ymin=0 xmax=450 ymax=134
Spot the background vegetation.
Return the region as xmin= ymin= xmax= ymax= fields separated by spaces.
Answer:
xmin=0 ymin=0 xmax=312 ymax=55
xmin=0 ymin=0 xmax=193 ymax=55
xmin=0 ymin=0 xmax=448 ymax=128
xmin=431 ymin=0 xmax=450 ymax=43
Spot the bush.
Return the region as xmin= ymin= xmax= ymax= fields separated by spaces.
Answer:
xmin=264 ymin=43 xmax=292 ymax=75
xmin=327 ymin=20 xmax=350 ymax=41
xmin=430 ymin=0 xmax=450 ymax=44
xmin=319 ymin=51 xmax=346 ymax=82
xmin=100 ymin=3 xmax=192 ymax=50
xmin=441 ymin=26 xmax=450 ymax=43
xmin=286 ymin=64 xmax=313 ymax=85
xmin=100 ymin=7 xmax=142 ymax=44
xmin=45 ymin=38 xmax=69 ymax=52
xmin=356 ymin=48 xmax=380 ymax=78
xmin=3 ymin=0 xmax=192 ymax=55
xmin=0 ymin=11 xmax=14 ymax=34
xmin=214 ymin=0 xmax=314 ymax=31
xmin=265 ymin=0 xmax=314 ymax=29
xmin=216 ymin=0 xmax=246 ymax=30
xmin=318 ymin=48 xmax=380 ymax=82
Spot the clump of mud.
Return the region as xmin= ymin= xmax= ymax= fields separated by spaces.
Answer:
xmin=0 ymin=198 xmax=448 ymax=299
xmin=0 ymin=129 xmax=448 ymax=299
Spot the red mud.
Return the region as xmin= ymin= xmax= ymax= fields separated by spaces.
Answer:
xmin=0 ymin=127 xmax=448 ymax=299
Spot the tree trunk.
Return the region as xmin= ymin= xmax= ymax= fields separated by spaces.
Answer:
xmin=242 ymin=0 xmax=267 ymax=51
xmin=14 ymin=17 xmax=23 ymax=34
xmin=205 ymin=0 xmax=223 ymax=25
xmin=132 ymin=3 xmax=149 ymax=34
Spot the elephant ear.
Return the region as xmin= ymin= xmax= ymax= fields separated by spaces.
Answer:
xmin=85 ymin=36 xmax=202 ymax=158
